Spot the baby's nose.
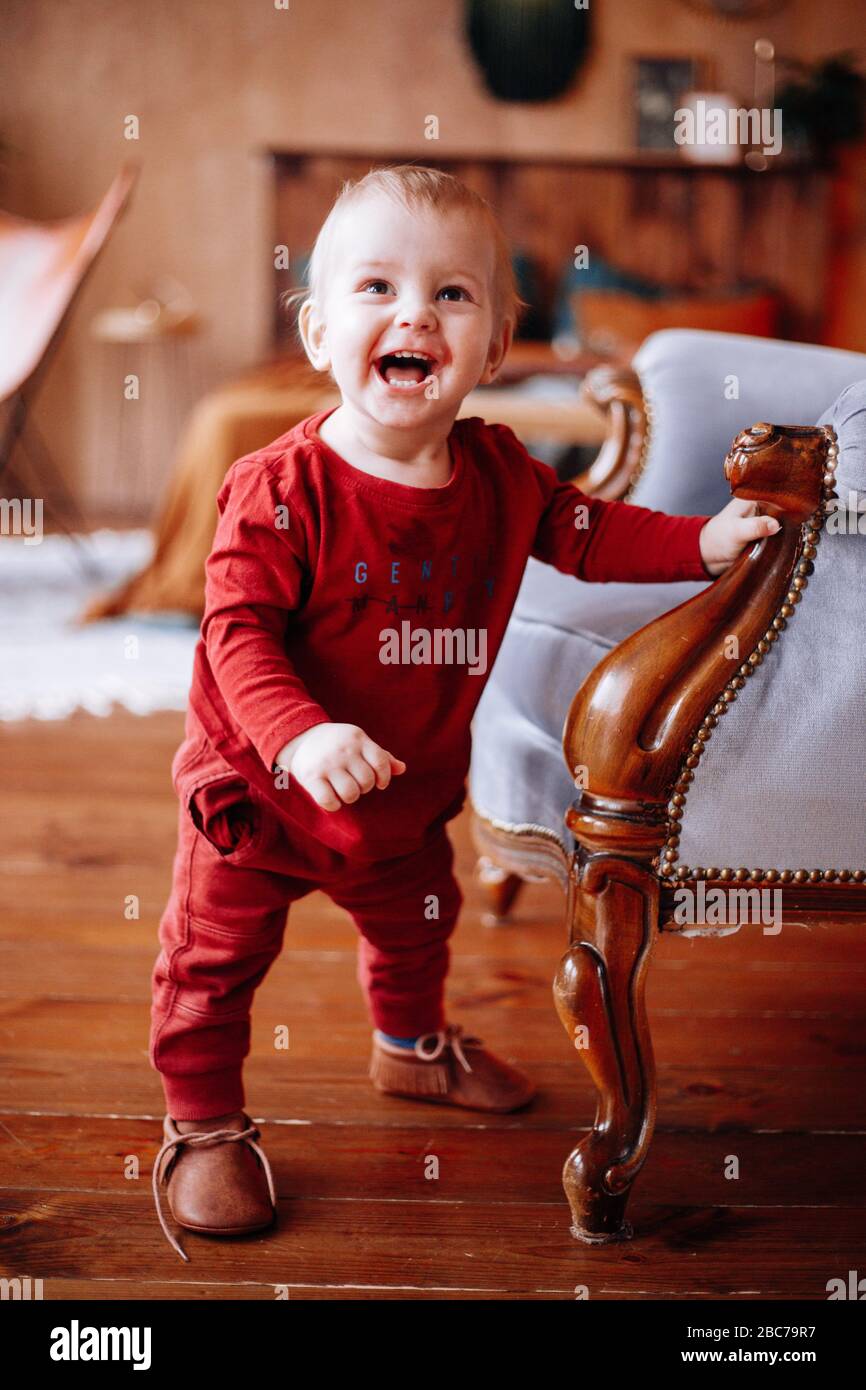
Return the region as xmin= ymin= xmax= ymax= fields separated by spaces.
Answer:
xmin=396 ymin=301 xmax=436 ymax=329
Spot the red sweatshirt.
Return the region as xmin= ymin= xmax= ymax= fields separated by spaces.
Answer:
xmin=187 ymin=406 xmax=711 ymax=861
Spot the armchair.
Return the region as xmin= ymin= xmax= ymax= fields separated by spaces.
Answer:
xmin=469 ymin=330 xmax=866 ymax=912
xmin=555 ymin=382 xmax=866 ymax=1242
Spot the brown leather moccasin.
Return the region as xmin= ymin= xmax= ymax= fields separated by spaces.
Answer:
xmin=369 ymin=1023 xmax=536 ymax=1113
xmin=152 ymin=1110 xmax=277 ymax=1262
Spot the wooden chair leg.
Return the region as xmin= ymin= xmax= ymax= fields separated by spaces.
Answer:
xmin=475 ymin=856 xmax=524 ymax=920
xmin=553 ymin=854 xmax=659 ymax=1242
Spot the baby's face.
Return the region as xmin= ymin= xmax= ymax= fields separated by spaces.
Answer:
xmin=303 ymin=193 xmax=510 ymax=432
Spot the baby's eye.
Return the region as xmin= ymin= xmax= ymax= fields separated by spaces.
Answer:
xmin=437 ymin=285 xmax=471 ymax=302
xmin=361 ymin=280 xmax=393 ymax=295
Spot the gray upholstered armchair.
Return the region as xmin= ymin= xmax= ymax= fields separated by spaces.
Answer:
xmin=470 ymin=329 xmax=866 ymax=899
xmin=467 ymin=329 xmax=866 ymax=1241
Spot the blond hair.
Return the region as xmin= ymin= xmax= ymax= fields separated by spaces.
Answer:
xmin=282 ymin=163 xmax=525 ymax=338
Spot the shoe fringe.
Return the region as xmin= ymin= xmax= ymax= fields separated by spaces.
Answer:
xmin=369 ymin=1046 xmax=450 ymax=1097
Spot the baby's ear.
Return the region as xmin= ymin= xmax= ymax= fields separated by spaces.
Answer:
xmin=480 ymin=317 xmax=514 ymax=384
xmin=298 ymin=298 xmax=330 ymax=371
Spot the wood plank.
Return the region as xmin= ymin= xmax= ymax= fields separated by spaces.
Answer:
xmin=1 ymin=1189 xmax=862 ymax=1297
xmin=4 ymin=1280 xmax=587 ymax=1300
xmin=3 ymin=882 xmax=864 ymax=968
xmin=2 ymin=1056 xmax=865 ymax=1132
xmin=2 ymin=1114 xmax=864 ymax=1208
xmin=2 ymin=937 xmax=865 ymax=1017
xmin=2 ymin=992 xmax=864 ymax=1070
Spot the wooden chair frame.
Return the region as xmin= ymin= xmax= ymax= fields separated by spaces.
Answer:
xmin=472 ymin=409 xmax=866 ymax=1242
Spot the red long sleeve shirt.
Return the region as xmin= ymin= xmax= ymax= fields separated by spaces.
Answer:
xmin=187 ymin=407 xmax=711 ymax=860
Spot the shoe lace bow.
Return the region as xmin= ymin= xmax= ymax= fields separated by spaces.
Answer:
xmin=151 ymin=1120 xmax=277 ymax=1263
xmin=414 ymin=1023 xmax=483 ymax=1074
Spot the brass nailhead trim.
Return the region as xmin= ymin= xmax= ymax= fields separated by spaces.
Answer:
xmin=656 ymin=428 xmax=860 ymax=886
xmin=622 ymin=384 xmax=655 ymax=503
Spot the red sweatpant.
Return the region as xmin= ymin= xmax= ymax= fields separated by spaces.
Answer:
xmin=149 ymin=731 xmax=463 ymax=1120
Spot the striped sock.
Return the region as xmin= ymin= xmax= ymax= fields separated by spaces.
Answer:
xmin=378 ymin=1031 xmax=420 ymax=1049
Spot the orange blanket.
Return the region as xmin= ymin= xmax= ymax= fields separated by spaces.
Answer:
xmin=83 ymin=358 xmax=336 ymax=621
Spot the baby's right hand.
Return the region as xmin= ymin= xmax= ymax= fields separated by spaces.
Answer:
xmin=274 ymin=723 xmax=406 ymax=812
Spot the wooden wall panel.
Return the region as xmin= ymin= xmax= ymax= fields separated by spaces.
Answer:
xmin=271 ymin=150 xmax=829 ymax=347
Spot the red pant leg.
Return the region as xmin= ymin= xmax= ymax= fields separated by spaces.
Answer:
xmin=327 ymin=828 xmax=463 ymax=1038
xmin=150 ymin=772 xmax=330 ymax=1121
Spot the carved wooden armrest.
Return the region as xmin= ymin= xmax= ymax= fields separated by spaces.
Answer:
xmin=562 ymin=420 xmax=838 ymax=873
xmin=571 ymin=364 xmax=648 ymax=498
xmin=551 ymin=421 xmax=838 ymax=1247
xmin=553 ymin=414 xmax=845 ymax=1251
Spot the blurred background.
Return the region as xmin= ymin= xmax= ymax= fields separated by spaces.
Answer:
xmin=2 ymin=0 xmax=865 ymax=533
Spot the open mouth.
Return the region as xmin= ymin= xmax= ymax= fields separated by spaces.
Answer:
xmin=375 ymin=350 xmax=438 ymax=388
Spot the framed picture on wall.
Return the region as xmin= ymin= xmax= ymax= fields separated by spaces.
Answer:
xmin=633 ymin=57 xmax=701 ymax=150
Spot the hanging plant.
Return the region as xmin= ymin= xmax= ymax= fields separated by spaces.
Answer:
xmin=465 ymin=0 xmax=592 ymax=103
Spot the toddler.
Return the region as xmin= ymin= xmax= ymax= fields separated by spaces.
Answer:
xmin=150 ymin=165 xmax=778 ymax=1261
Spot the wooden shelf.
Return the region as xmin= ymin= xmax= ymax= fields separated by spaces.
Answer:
xmin=267 ymin=146 xmax=817 ymax=176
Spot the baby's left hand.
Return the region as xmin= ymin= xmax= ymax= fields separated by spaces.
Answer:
xmin=699 ymin=497 xmax=781 ymax=577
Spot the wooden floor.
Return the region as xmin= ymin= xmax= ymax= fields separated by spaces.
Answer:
xmin=1 ymin=708 xmax=865 ymax=1300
